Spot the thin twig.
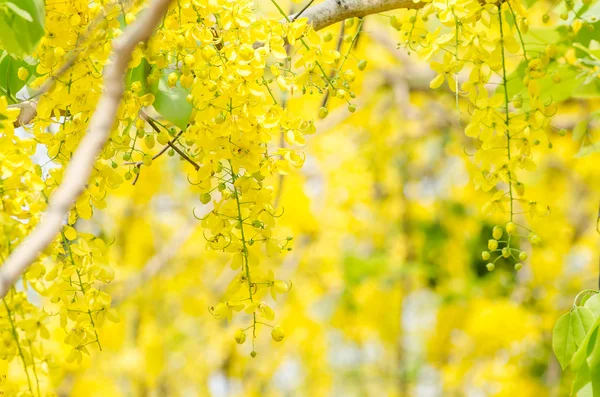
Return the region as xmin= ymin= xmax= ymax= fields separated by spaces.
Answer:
xmin=320 ymin=22 xmax=346 ymax=108
xmin=291 ymin=0 xmax=315 ymax=21
xmin=125 ymin=129 xmax=185 ymax=185
xmin=139 ymin=111 xmax=200 ymax=170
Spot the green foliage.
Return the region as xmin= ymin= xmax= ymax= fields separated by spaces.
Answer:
xmin=0 ymin=0 xmax=44 ymax=56
xmin=553 ymin=291 xmax=600 ymax=394
xmin=0 ymin=52 xmax=35 ymax=103
xmin=150 ymin=74 xmax=193 ymax=130
xmin=126 ymin=59 xmax=150 ymax=93
xmin=572 ymin=112 xmax=600 ymax=157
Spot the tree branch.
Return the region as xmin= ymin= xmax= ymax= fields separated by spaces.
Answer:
xmin=291 ymin=0 xmax=500 ymax=32
xmin=290 ymin=0 xmax=426 ymax=32
xmin=139 ymin=111 xmax=200 ymax=170
xmin=0 ymin=0 xmax=173 ymax=298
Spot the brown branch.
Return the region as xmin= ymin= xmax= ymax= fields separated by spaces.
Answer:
xmin=288 ymin=0 xmax=502 ymax=32
xmin=125 ymin=127 xmax=184 ymax=185
xmin=290 ymin=0 xmax=427 ymax=32
xmin=139 ymin=111 xmax=200 ymax=170
xmin=0 ymin=0 xmax=174 ymax=298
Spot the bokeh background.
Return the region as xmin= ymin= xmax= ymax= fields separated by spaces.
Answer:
xmin=6 ymin=0 xmax=600 ymax=396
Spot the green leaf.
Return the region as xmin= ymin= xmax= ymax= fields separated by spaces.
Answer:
xmin=126 ymin=59 xmax=150 ymax=94
xmin=586 ymin=294 xmax=600 ymax=318
xmin=573 ymin=363 xmax=592 ymax=396
xmin=572 ymin=320 xmax=600 ymax=371
xmin=3 ymin=2 xmax=32 ymax=21
xmin=520 ymin=26 xmax=563 ymax=47
xmin=574 ymin=43 xmax=600 ymax=62
xmin=0 ymin=0 xmax=44 ymax=57
xmin=505 ymin=63 xmax=583 ymax=109
xmin=585 ymin=325 xmax=600 ymax=396
xmin=573 ymin=78 xmax=600 ymax=99
xmin=578 ymin=381 xmax=595 ymax=397
xmin=0 ymin=53 xmax=35 ymax=103
xmin=151 ymin=76 xmax=193 ymax=130
xmin=553 ymin=308 xmax=596 ymax=370
xmin=573 ymin=121 xmax=588 ymax=142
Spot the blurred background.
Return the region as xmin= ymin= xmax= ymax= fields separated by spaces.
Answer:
xmin=10 ymin=1 xmax=600 ymax=396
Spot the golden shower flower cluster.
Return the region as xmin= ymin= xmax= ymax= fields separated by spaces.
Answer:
xmin=391 ymin=0 xmax=575 ymax=271
xmin=1 ymin=0 xmax=595 ymax=392
xmin=1 ymin=0 xmax=368 ymax=381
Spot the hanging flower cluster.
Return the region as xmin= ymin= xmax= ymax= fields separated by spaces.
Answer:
xmin=390 ymin=0 xmax=593 ymax=271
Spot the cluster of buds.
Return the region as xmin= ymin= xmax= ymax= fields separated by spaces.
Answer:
xmin=481 ymin=222 xmax=541 ymax=272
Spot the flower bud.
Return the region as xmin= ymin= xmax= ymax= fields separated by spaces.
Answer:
xmin=200 ymin=193 xmax=211 ymax=204
xmin=17 ymin=67 xmax=29 ymax=81
xmin=519 ymin=252 xmax=528 ymax=261
xmin=215 ymin=113 xmax=226 ymax=124
xmin=481 ymin=251 xmax=490 ymax=261
xmin=271 ymin=326 xmax=285 ymax=342
xmin=274 ymin=280 xmax=290 ymax=293
xmin=505 ymin=222 xmax=516 ymax=235
xmin=486 ymin=263 xmax=495 ymax=271
xmin=545 ymin=44 xmax=558 ymax=59
xmin=492 ymin=226 xmax=503 ymax=240
xmin=131 ymin=81 xmax=143 ymax=93
xmin=142 ymin=154 xmax=152 ymax=167
xmin=318 ymin=107 xmax=329 ymax=119
xmin=234 ymin=329 xmax=246 ymax=344
xmin=168 ymin=72 xmax=179 ymax=87
xmin=552 ymin=73 xmax=561 ymax=84
xmin=530 ymin=234 xmax=541 ymax=245
xmin=488 ymin=239 xmax=498 ymax=251
xmin=184 ymin=54 xmax=196 ymax=67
